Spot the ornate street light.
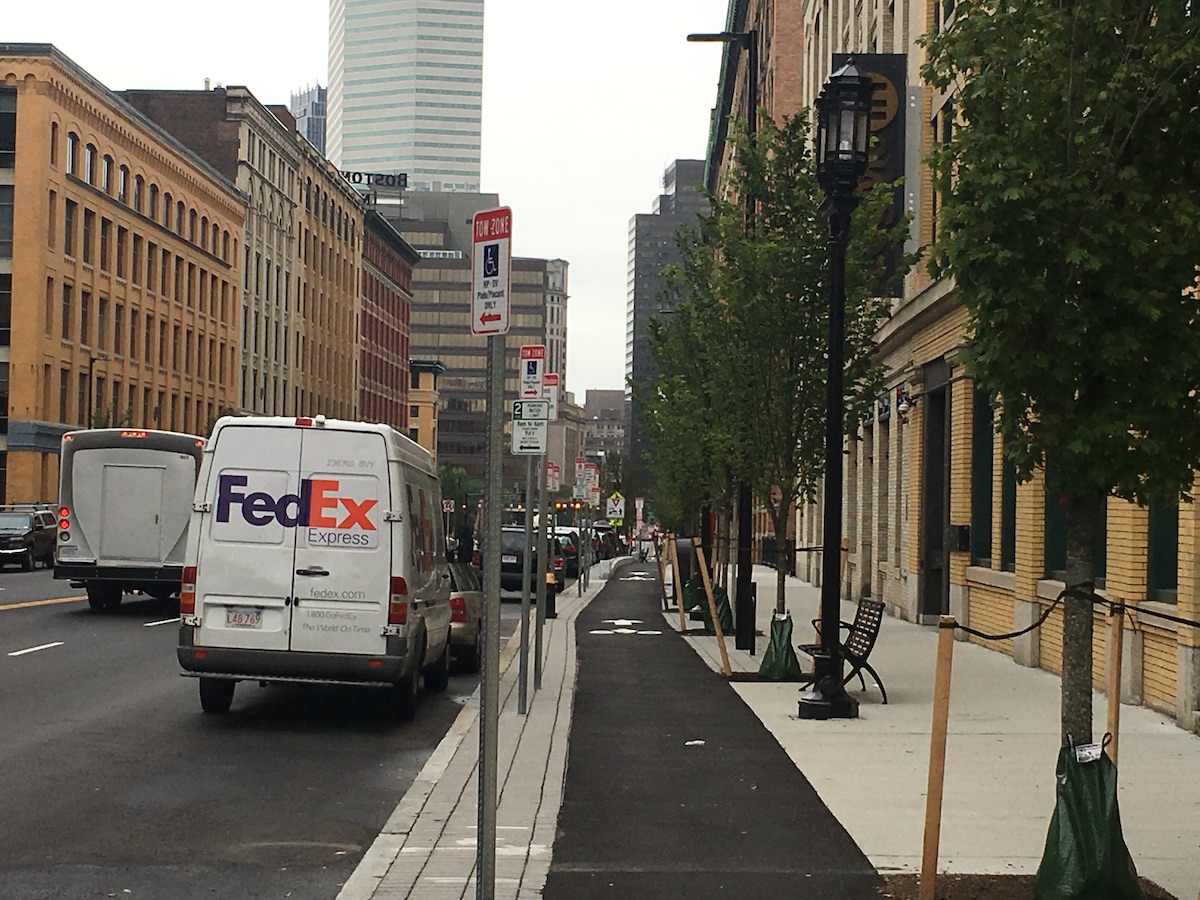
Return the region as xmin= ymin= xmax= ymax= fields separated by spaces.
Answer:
xmin=799 ymin=60 xmax=875 ymax=721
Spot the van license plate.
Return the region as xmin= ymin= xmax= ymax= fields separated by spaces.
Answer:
xmin=502 ymin=554 xmax=518 ymax=564
xmin=225 ymin=607 xmax=263 ymax=629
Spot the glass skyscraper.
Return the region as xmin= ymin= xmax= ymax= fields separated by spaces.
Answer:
xmin=327 ymin=0 xmax=483 ymax=192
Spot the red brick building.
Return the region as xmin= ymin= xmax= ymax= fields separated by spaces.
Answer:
xmin=360 ymin=209 xmax=419 ymax=430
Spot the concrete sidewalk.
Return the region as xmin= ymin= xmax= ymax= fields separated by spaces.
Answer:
xmin=674 ymin=565 xmax=1200 ymax=900
xmin=338 ymin=560 xmax=624 ymax=900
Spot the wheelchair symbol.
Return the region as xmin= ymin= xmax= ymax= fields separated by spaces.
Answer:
xmin=483 ymin=243 xmax=499 ymax=278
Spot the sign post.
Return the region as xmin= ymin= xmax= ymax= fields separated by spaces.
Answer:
xmin=473 ymin=206 xmax=511 ymax=900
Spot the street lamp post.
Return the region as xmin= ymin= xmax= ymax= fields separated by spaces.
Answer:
xmin=799 ymin=60 xmax=875 ymax=721
xmin=687 ymin=28 xmax=758 ymax=652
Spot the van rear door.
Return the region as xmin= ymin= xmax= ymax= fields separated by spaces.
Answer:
xmin=287 ymin=427 xmax=388 ymax=656
xmin=195 ymin=425 xmax=302 ymax=652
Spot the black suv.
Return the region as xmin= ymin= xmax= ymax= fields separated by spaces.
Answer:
xmin=0 ymin=509 xmax=57 ymax=570
xmin=498 ymin=526 xmax=564 ymax=596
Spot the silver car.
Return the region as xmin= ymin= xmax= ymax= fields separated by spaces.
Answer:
xmin=448 ymin=561 xmax=484 ymax=673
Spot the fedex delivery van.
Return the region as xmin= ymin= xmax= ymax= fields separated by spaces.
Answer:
xmin=177 ymin=415 xmax=452 ymax=718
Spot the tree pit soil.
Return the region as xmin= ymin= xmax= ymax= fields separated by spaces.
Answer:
xmin=878 ymin=873 xmax=1177 ymax=900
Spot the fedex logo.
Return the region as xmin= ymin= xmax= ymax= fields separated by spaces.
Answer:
xmin=216 ymin=474 xmax=377 ymax=531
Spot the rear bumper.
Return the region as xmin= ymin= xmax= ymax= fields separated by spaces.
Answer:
xmin=55 ymin=561 xmax=182 ymax=587
xmin=177 ymin=633 xmax=415 ymax=685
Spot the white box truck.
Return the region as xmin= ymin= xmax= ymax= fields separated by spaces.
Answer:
xmin=177 ymin=415 xmax=453 ymax=718
xmin=55 ymin=428 xmax=206 ymax=611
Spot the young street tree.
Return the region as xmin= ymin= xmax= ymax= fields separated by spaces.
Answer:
xmin=922 ymin=2 xmax=1200 ymax=747
xmin=646 ymin=110 xmax=906 ymax=614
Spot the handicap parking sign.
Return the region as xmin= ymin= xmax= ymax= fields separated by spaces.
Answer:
xmin=484 ymin=243 xmax=499 ymax=278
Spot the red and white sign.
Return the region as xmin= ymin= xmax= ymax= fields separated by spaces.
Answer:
xmin=520 ymin=345 xmax=546 ymax=398
xmin=543 ymin=372 xmax=560 ymax=420
xmin=548 ymin=461 xmax=560 ymax=492
xmin=471 ymin=207 xmax=512 ymax=335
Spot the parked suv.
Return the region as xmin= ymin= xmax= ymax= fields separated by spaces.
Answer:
xmin=0 ymin=508 xmax=57 ymax=571
xmin=498 ymin=526 xmax=564 ymax=596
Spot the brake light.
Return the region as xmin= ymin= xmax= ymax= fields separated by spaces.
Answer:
xmin=180 ymin=565 xmax=197 ymax=615
xmin=450 ymin=595 xmax=467 ymax=623
xmin=555 ymin=556 xmax=564 ymax=569
xmin=389 ymin=576 xmax=408 ymax=626
xmin=59 ymin=506 xmax=71 ymax=530
xmin=472 ymin=550 xmax=481 ymax=567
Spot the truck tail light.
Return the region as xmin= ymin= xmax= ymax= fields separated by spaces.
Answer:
xmin=450 ymin=595 xmax=467 ymax=623
xmin=389 ymin=576 xmax=408 ymax=626
xmin=180 ymin=565 xmax=197 ymax=615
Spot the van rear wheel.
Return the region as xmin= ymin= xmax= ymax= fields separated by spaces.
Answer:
xmin=199 ymin=678 xmax=236 ymax=714
xmin=390 ymin=669 xmax=420 ymax=721
xmin=425 ymin=639 xmax=451 ymax=694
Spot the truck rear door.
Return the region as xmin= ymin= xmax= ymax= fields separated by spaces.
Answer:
xmin=98 ymin=465 xmax=165 ymax=562
xmin=287 ymin=427 xmax=388 ymax=656
xmin=195 ymin=425 xmax=302 ymax=652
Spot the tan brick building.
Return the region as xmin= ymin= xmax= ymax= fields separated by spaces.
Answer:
xmin=0 ymin=44 xmax=244 ymax=502
xmin=701 ymin=2 xmax=1199 ymax=731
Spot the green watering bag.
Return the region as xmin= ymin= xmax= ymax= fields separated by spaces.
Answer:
xmin=1034 ymin=744 xmax=1143 ymax=900
xmin=757 ymin=613 xmax=804 ymax=681
xmin=698 ymin=583 xmax=733 ymax=634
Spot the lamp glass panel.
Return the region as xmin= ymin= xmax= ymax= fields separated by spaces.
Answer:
xmin=855 ymin=95 xmax=871 ymax=154
xmin=838 ymin=107 xmax=856 ymax=155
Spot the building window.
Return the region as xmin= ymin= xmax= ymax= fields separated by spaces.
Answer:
xmin=148 ymin=184 xmax=159 ymax=221
xmin=131 ymin=235 xmax=142 ymax=285
xmin=64 ymin=200 xmax=76 ymax=257
xmin=60 ymin=369 xmax=69 ymax=422
xmin=161 ymin=249 xmax=170 ymax=296
xmin=176 ymin=201 xmax=185 ymax=234
xmin=61 ymin=283 xmax=73 ymax=341
xmin=118 ymin=166 xmax=129 ymax=204
xmin=85 ymin=144 xmax=97 ymax=185
xmin=188 ymin=209 xmax=197 ymax=243
xmin=99 ymin=218 xmax=111 ymax=272
xmin=158 ymin=320 xmax=166 ymax=367
xmin=80 ymin=291 xmax=91 ymax=346
xmin=0 ymin=274 xmax=10 ymax=346
xmin=116 ymin=227 xmax=127 ymax=279
xmin=45 ymin=277 xmax=54 ymax=337
xmin=162 ymin=192 xmax=172 ymax=227
xmin=0 ymin=186 xmax=12 ymax=258
xmin=47 ymin=190 xmax=56 ymax=249
xmin=1000 ymin=453 xmax=1016 ymax=572
xmin=133 ymin=175 xmax=144 ymax=213
xmin=1147 ymin=503 xmax=1178 ymax=603
xmin=82 ymin=209 xmax=95 ymax=265
xmin=144 ymin=313 xmax=153 ymax=362
xmin=98 ymin=297 xmax=108 ymax=351
xmin=0 ymin=91 xmax=14 ymax=169
xmin=172 ymin=324 xmax=180 ymax=370
xmin=49 ymin=121 xmax=58 ymax=167
xmin=66 ymin=132 xmax=79 ymax=175
xmin=77 ymin=373 xmax=87 ymax=426
xmin=101 ymin=155 xmax=113 ymax=193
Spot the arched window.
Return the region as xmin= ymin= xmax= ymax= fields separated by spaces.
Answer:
xmin=162 ymin=192 xmax=172 ymax=226
xmin=222 ymin=230 xmax=230 ymax=261
xmin=188 ymin=209 xmax=197 ymax=242
xmin=148 ymin=184 xmax=159 ymax=220
xmin=101 ymin=155 xmax=113 ymax=193
xmin=66 ymin=132 xmax=79 ymax=174
xmin=200 ymin=216 xmax=209 ymax=250
xmin=85 ymin=144 xmax=97 ymax=184
xmin=118 ymin=165 xmax=129 ymax=203
xmin=176 ymin=200 xmax=185 ymax=234
xmin=212 ymin=223 xmax=219 ymax=251
xmin=134 ymin=175 xmax=145 ymax=213
xmin=50 ymin=122 xmax=59 ymax=166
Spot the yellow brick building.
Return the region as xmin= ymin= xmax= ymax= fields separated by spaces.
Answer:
xmin=703 ymin=3 xmax=1199 ymax=732
xmin=0 ymin=45 xmax=245 ymax=502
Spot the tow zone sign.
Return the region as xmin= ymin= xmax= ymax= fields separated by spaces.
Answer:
xmin=471 ymin=207 xmax=511 ymax=335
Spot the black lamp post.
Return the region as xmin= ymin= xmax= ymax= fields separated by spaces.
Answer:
xmin=799 ymin=60 xmax=875 ymax=721
xmin=688 ymin=28 xmax=758 ymax=653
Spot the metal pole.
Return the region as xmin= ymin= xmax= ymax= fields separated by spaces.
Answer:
xmin=477 ymin=332 xmax=503 ymax=900
xmin=534 ymin=456 xmax=548 ymax=690
xmin=519 ymin=454 xmax=533 ymax=715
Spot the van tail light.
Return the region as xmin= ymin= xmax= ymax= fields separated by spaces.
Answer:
xmin=450 ymin=595 xmax=467 ymax=623
xmin=472 ymin=550 xmax=481 ymax=568
xmin=180 ymin=565 xmax=197 ymax=616
xmin=389 ymin=576 xmax=408 ymax=626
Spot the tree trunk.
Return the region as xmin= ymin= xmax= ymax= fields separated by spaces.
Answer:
xmin=771 ymin=504 xmax=788 ymax=615
xmin=1060 ymin=491 xmax=1102 ymax=748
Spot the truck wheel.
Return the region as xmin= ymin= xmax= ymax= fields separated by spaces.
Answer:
xmin=86 ymin=584 xmax=123 ymax=611
xmin=390 ymin=669 xmax=420 ymax=721
xmin=462 ymin=628 xmax=482 ymax=674
xmin=199 ymin=678 xmax=236 ymax=714
xmin=424 ymin=639 xmax=451 ymax=694
xmin=21 ymin=550 xmax=34 ymax=572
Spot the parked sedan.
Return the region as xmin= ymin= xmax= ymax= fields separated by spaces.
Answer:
xmin=447 ymin=560 xmax=483 ymax=673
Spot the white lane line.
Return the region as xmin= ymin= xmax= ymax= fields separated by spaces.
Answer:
xmin=144 ymin=617 xmax=180 ymax=627
xmin=8 ymin=641 xmax=65 ymax=657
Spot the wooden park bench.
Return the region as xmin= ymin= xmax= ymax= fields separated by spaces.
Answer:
xmin=798 ymin=597 xmax=888 ymax=704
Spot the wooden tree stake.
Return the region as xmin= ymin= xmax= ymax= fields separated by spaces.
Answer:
xmin=920 ymin=615 xmax=958 ymax=900
xmin=669 ymin=534 xmax=686 ymax=632
xmin=693 ymin=537 xmax=732 ymax=677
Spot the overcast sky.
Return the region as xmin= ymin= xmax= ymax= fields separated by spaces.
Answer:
xmin=6 ymin=0 xmax=729 ymax=398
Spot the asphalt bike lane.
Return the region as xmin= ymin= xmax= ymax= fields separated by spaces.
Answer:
xmin=543 ymin=561 xmax=882 ymax=899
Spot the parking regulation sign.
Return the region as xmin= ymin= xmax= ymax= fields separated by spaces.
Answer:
xmin=520 ymin=345 xmax=546 ymax=399
xmin=471 ymin=207 xmax=512 ymax=335
xmin=511 ymin=399 xmax=549 ymax=455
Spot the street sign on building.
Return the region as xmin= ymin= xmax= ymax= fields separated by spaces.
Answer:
xmin=519 ymin=345 xmax=546 ymax=399
xmin=543 ymin=372 xmax=560 ymax=420
xmin=471 ymin=207 xmax=512 ymax=335
xmin=511 ymin=399 xmax=549 ymax=455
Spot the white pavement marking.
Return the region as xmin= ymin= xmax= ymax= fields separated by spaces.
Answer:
xmin=8 ymin=641 xmax=64 ymax=657
xmin=143 ymin=617 xmax=180 ymax=627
